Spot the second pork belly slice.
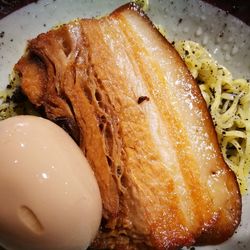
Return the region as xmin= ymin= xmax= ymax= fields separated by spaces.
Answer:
xmin=15 ymin=3 xmax=241 ymax=250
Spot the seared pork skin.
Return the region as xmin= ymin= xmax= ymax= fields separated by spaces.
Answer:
xmin=15 ymin=3 xmax=241 ymax=250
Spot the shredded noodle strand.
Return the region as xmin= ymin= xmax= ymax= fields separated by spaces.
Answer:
xmin=175 ymin=40 xmax=250 ymax=194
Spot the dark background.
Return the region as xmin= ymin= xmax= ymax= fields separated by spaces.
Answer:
xmin=205 ymin=0 xmax=250 ymax=25
xmin=0 ymin=0 xmax=250 ymax=25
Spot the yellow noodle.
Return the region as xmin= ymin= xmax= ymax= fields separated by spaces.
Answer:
xmin=175 ymin=40 xmax=250 ymax=194
xmin=132 ymin=0 xmax=149 ymax=11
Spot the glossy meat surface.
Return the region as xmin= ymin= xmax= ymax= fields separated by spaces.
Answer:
xmin=15 ymin=3 xmax=241 ymax=250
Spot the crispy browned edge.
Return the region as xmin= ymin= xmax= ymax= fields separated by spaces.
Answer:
xmin=110 ymin=2 xmax=242 ymax=245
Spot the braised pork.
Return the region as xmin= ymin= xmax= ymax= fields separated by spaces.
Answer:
xmin=15 ymin=3 xmax=241 ymax=250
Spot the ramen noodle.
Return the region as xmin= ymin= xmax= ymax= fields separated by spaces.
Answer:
xmin=175 ymin=40 xmax=250 ymax=194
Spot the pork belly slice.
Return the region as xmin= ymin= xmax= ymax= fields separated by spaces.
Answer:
xmin=15 ymin=3 xmax=241 ymax=250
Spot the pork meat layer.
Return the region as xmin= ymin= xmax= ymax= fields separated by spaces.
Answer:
xmin=15 ymin=3 xmax=241 ymax=250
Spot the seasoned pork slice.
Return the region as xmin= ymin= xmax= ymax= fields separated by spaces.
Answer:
xmin=15 ymin=3 xmax=241 ymax=250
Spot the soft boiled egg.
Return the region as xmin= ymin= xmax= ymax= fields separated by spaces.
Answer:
xmin=0 ymin=115 xmax=102 ymax=250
